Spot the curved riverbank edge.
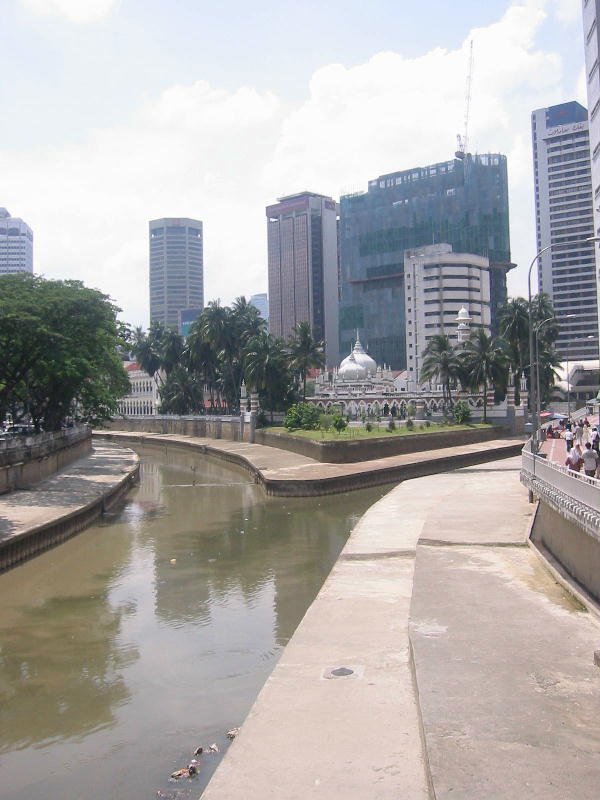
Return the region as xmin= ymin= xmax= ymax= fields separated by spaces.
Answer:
xmin=93 ymin=430 xmax=524 ymax=496
xmin=201 ymin=456 xmax=600 ymax=800
xmin=0 ymin=443 xmax=139 ymax=572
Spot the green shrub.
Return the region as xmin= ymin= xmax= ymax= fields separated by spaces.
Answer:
xmin=425 ymin=420 xmax=431 ymax=428
xmin=284 ymin=402 xmax=321 ymax=430
xmin=407 ymin=401 xmax=416 ymax=418
xmin=319 ymin=413 xmax=333 ymax=433
xmin=332 ymin=413 xmax=348 ymax=433
xmin=406 ymin=417 xmax=414 ymax=430
xmin=365 ymin=421 xmax=373 ymax=432
xmin=453 ymin=400 xmax=471 ymax=425
xmin=387 ymin=418 xmax=396 ymax=432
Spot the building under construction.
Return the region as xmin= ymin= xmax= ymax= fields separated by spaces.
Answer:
xmin=338 ymin=152 xmax=514 ymax=369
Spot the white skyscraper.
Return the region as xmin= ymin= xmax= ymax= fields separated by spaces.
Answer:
xmin=531 ymin=102 xmax=599 ymax=361
xmin=582 ymin=0 xmax=600 ymax=344
xmin=0 ymin=208 xmax=33 ymax=275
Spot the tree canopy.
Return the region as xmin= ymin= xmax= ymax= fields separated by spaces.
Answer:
xmin=0 ymin=273 xmax=130 ymax=430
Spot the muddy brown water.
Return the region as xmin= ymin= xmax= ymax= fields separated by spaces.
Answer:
xmin=0 ymin=444 xmax=386 ymax=799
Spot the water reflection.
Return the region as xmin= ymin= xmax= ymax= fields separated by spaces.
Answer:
xmin=0 ymin=445 xmax=386 ymax=799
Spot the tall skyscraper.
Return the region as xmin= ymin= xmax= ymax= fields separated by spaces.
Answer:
xmin=249 ymin=292 xmax=269 ymax=322
xmin=266 ymin=192 xmax=339 ymax=365
xmin=581 ymin=0 xmax=600 ymax=345
xmin=149 ymin=217 xmax=203 ymax=329
xmin=531 ymin=102 xmax=599 ymax=361
xmin=0 ymin=208 xmax=33 ymax=275
xmin=338 ymin=154 xmax=513 ymax=369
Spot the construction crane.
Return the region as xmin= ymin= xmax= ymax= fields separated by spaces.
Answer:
xmin=455 ymin=40 xmax=474 ymax=160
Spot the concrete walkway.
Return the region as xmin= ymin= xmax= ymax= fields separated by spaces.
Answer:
xmin=0 ymin=444 xmax=139 ymax=568
xmin=202 ymin=457 xmax=600 ymax=799
xmin=95 ymin=430 xmax=524 ymax=496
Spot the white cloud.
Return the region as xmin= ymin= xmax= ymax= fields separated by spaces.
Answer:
xmin=2 ymin=1 xmax=579 ymax=327
xmin=20 ymin=0 xmax=117 ymax=24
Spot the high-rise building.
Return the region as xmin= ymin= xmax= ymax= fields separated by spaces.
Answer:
xmin=0 ymin=208 xmax=33 ymax=275
xmin=531 ymin=101 xmax=599 ymax=360
xmin=266 ymin=192 xmax=339 ymax=365
xmin=404 ymin=244 xmax=491 ymax=385
xmin=338 ymin=154 xmax=513 ymax=369
xmin=149 ymin=217 xmax=203 ymax=329
xmin=249 ymin=292 xmax=269 ymax=322
xmin=581 ymin=0 xmax=600 ymax=345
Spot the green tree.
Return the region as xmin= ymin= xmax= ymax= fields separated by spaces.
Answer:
xmin=0 ymin=273 xmax=129 ymax=430
xmin=499 ymin=297 xmax=529 ymax=404
xmin=460 ymin=329 xmax=509 ymax=422
xmin=420 ymin=334 xmax=461 ymax=410
xmin=288 ymin=321 xmax=325 ymax=400
xmin=243 ymin=332 xmax=290 ymax=421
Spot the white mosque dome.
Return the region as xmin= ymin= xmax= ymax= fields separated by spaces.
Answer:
xmin=456 ymin=306 xmax=471 ymax=321
xmin=352 ymin=337 xmax=377 ymax=374
xmin=338 ymin=352 xmax=367 ymax=381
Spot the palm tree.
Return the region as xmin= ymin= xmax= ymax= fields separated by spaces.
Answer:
xmin=244 ymin=332 xmax=289 ymax=421
xmin=200 ymin=301 xmax=240 ymax=411
xmin=288 ymin=321 xmax=325 ymax=400
xmin=499 ymin=297 xmax=529 ymax=404
xmin=461 ymin=329 xmax=509 ymax=422
xmin=420 ymin=334 xmax=461 ymax=410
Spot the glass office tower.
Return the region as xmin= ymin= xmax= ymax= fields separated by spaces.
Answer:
xmin=339 ymin=153 xmax=513 ymax=369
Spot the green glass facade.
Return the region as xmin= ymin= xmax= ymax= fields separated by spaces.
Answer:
xmin=339 ymin=154 xmax=513 ymax=368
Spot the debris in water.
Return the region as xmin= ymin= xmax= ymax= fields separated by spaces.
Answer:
xmin=193 ymin=746 xmax=203 ymax=756
xmin=170 ymin=761 xmax=199 ymax=779
xmin=169 ymin=558 xmax=177 ymax=564
xmin=227 ymin=727 xmax=240 ymax=740
xmin=208 ymin=743 xmax=219 ymax=753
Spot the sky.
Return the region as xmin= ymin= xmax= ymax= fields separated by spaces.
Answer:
xmin=0 ymin=0 xmax=588 ymax=328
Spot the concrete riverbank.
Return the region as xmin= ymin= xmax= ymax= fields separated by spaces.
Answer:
xmin=0 ymin=443 xmax=139 ymax=571
xmin=94 ymin=430 xmax=524 ymax=496
xmin=202 ymin=456 xmax=600 ymax=799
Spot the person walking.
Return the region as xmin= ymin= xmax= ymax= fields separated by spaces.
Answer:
xmin=591 ymin=427 xmax=600 ymax=455
xmin=565 ymin=444 xmax=584 ymax=472
xmin=582 ymin=443 xmax=599 ymax=478
xmin=564 ymin=427 xmax=574 ymax=452
xmin=575 ymin=421 xmax=584 ymax=446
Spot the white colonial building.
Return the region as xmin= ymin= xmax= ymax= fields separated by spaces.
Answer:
xmin=117 ymin=362 xmax=160 ymax=416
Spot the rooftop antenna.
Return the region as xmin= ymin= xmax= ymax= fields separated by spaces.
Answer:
xmin=455 ymin=40 xmax=474 ymax=160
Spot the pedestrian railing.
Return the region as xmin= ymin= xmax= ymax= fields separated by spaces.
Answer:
xmin=521 ymin=438 xmax=600 ymax=538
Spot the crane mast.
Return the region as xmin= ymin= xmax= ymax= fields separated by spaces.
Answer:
xmin=455 ymin=40 xmax=474 ymax=159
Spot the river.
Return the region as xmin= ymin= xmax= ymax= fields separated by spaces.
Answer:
xmin=0 ymin=444 xmax=386 ymax=799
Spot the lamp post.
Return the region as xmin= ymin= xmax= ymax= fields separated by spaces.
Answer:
xmin=527 ymin=236 xmax=600 ymax=450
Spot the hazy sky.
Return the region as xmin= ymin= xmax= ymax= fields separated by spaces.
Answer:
xmin=0 ymin=0 xmax=587 ymax=327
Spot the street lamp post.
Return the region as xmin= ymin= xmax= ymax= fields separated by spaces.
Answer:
xmin=527 ymin=236 xmax=600 ymax=451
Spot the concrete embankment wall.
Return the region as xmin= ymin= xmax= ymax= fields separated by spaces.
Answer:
xmin=102 ymin=417 xmax=507 ymax=463
xmin=529 ymin=501 xmax=600 ymax=605
xmin=0 ymin=446 xmax=139 ymax=572
xmin=0 ymin=427 xmax=92 ymax=494
xmin=255 ymin=425 xmax=506 ymax=462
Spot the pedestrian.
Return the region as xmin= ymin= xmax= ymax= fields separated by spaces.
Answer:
xmin=564 ymin=427 xmax=574 ymax=452
xmin=575 ymin=421 xmax=584 ymax=445
xmin=592 ymin=427 xmax=600 ymax=455
xmin=581 ymin=443 xmax=599 ymax=478
xmin=565 ymin=444 xmax=584 ymax=472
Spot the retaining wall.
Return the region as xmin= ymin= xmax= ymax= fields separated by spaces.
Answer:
xmin=0 ymin=448 xmax=139 ymax=572
xmin=0 ymin=427 xmax=92 ymax=494
xmin=255 ymin=425 xmax=507 ymax=463
xmin=102 ymin=417 xmax=508 ymax=463
xmin=529 ymin=501 xmax=600 ymax=605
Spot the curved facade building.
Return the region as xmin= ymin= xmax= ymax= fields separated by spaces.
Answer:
xmin=404 ymin=244 xmax=491 ymax=386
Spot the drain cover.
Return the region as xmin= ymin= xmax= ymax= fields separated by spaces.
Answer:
xmin=321 ymin=664 xmax=364 ymax=680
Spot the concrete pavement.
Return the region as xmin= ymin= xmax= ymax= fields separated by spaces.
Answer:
xmin=0 ymin=443 xmax=139 ymax=569
xmin=202 ymin=457 xmax=600 ymax=799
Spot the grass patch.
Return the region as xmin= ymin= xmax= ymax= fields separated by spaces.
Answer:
xmin=266 ymin=422 xmax=491 ymax=441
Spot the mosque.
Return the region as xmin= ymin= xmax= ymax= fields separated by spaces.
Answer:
xmin=309 ymin=337 xmax=410 ymax=419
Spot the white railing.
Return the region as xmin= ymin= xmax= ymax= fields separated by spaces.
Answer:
xmin=522 ymin=442 xmax=600 ymax=514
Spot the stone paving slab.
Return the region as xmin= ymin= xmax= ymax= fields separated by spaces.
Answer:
xmin=0 ymin=444 xmax=139 ymax=545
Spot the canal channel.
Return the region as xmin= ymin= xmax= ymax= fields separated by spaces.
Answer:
xmin=0 ymin=444 xmax=386 ymax=799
